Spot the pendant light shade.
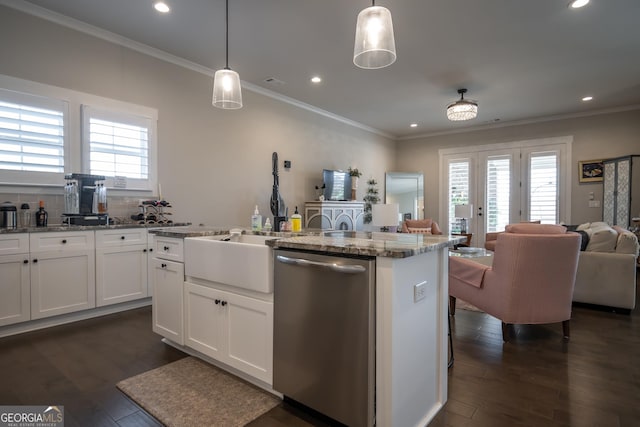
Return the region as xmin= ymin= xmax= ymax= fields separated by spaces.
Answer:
xmin=213 ymin=0 xmax=242 ymax=109
xmin=213 ymin=69 xmax=242 ymax=109
xmin=447 ymin=89 xmax=478 ymax=121
xmin=353 ymin=4 xmax=396 ymax=69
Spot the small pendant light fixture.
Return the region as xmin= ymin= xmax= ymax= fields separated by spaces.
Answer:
xmin=212 ymin=0 xmax=242 ymax=109
xmin=447 ymin=89 xmax=478 ymax=121
xmin=353 ymin=1 xmax=397 ymax=69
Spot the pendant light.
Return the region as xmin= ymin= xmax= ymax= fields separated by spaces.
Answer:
xmin=213 ymin=0 xmax=242 ymax=109
xmin=446 ymin=89 xmax=478 ymax=121
xmin=353 ymin=1 xmax=397 ymax=69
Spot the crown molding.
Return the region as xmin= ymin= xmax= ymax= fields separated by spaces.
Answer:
xmin=398 ymin=104 xmax=640 ymax=141
xmin=0 ymin=0 xmax=394 ymax=140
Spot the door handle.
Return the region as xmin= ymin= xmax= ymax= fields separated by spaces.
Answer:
xmin=276 ymin=255 xmax=366 ymax=274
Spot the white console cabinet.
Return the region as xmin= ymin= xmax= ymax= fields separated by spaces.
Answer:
xmin=184 ymin=281 xmax=273 ymax=384
xmin=0 ymin=234 xmax=30 ymax=327
xmin=151 ymin=236 xmax=184 ymax=345
xmin=304 ymin=200 xmax=365 ymax=231
xmin=29 ymin=231 xmax=96 ymax=320
xmin=95 ymin=229 xmax=149 ymax=307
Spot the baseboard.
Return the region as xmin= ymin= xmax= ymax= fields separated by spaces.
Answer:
xmin=0 ymin=298 xmax=152 ymax=338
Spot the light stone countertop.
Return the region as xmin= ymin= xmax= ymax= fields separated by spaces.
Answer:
xmin=267 ymin=231 xmax=465 ymax=258
xmin=0 ymin=222 xmax=192 ymax=234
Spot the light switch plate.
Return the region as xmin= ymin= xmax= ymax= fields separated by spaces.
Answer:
xmin=588 ymin=200 xmax=601 ymax=208
xmin=414 ymin=281 xmax=427 ymax=302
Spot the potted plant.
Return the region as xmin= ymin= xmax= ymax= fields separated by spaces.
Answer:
xmin=348 ymin=167 xmax=363 ymax=200
xmin=363 ymin=178 xmax=380 ymax=224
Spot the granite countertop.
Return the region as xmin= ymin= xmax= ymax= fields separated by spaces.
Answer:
xmin=267 ymin=232 xmax=465 ymax=258
xmin=0 ymin=222 xmax=192 ymax=234
xmin=149 ymin=226 xmax=326 ymax=239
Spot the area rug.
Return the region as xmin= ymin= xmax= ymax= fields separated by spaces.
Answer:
xmin=117 ymin=357 xmax=280 ymax=427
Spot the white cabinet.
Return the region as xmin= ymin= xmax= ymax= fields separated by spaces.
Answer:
xmin=30 ymin=231 xmax=95 ymax=320
xmin=96 ymin=229 xmax=149 ymax=307
xmin=151 ymin=236 xmax=184 ymax=345
xmin=184 ymin=281 xmax=273 ymax=384
xmin=0 ymin=234 xmax=30 ymax=327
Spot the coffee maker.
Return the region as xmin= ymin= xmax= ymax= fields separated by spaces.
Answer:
xmin=62 ymin=173 xmax=109 ymax=225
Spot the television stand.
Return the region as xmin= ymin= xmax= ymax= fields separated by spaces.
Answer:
xmin=304 ymin=200 xmax=365 ymax=231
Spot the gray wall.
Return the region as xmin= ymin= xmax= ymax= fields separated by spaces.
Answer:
xmin=0 ymin=6 xmax=395 ymax=226
xmin=396 ymin=109 xmax=640 ymax=226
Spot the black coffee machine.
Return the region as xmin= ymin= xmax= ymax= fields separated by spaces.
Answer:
xmin=62 ymin=173 xmax=109 ymax=225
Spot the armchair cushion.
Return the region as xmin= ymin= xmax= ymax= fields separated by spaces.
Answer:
xmin=449 ymin=257 xmax=491 ymax=288
xmin=505 ymin=223 xmax=567 ymax=234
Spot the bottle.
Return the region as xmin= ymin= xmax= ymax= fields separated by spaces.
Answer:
xmin=263 ymin=218 xmax=272 ymax=232
xmin=291 ymin=206 xmax=302 ymax=232
xmin=98 ymin=184 xmax=108 ymax=213
xmin=251 ymin=205 xmax=262 ymax=231
xmin=36 ymin=200 xmax=48 ymax=227
xmin=20 ymin=203 xmax=31 ymax=228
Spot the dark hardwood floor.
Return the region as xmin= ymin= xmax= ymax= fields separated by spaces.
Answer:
xmin=1 ymin=274 xmax=638 ymax=426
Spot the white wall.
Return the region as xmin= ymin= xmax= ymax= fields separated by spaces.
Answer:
xmin=0 ymin=6 xmax=395 ymax=226
xmin=396 ymin=109 xmax=640 ymax=226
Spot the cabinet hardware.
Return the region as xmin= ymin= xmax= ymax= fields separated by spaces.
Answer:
xmin=121 ymin=236 xmax=126 ymax=240
xmin=164 ymin=246 xmax=170 ymax=251
xmin=33 ymin=259 xmax=38 ymax=263
xmin=161 ymin=263 xmax=167 ymax=268
xmin=149 ymin=248 xmax=153 ymax=252
xmin=23 ymin=259 xmax=28 ymax=264
xmin=215 ymin=299 xmax=221 ymax=305
xmin=221 ymin=301 xmax=227 ymax=307
xmin=62 ymin=239 xmax=67 ymax=244
xmin=143 ymin=249 xmax=147 ymax=252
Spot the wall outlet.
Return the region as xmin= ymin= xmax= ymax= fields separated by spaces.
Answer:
xmin=414 ymin=281 xmax=427 ymax=302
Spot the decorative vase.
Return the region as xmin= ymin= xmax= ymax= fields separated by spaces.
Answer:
xmin=352 ymin=177 xmax=359 ymax=190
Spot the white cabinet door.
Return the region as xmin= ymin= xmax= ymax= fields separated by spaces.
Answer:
xmin=223 ymin=290 xmax=273 ymax=384
xmin=183 ymin=282 xmax=273 ymax=384
xmin=146 ymin=232 xmax=155 ymax=297
xmin=0 ymin=254 xmax=30 ymax=327
xmin=151 ymin=257 xmax=184 ymax=345
xmin=96 ymin=244 xmax=148 ymax=306
xmin=30 ymin=250 xmax=96 ymax=319
xmin=184 ymin=282 xmax=225 ymax=359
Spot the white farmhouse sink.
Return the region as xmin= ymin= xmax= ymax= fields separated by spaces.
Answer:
xmin=184 ymin=234 xmax=276 ymax=293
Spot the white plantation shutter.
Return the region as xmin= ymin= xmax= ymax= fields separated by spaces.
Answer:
xmin=0 ymin=90 xmax=66 ymax=174
xmin=448 ymin=160 xmax=470 ymax=231
xmin=529 ymin=152 xmax=558 ymax=224
xmin=82 ymin=105 xmax=155 ymax=190
xmin=486 ymin=156 xmax=511 ymax=233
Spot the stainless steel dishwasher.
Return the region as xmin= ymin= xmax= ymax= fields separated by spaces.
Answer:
xmin=273 ymin=249 xmax=375 ymax=427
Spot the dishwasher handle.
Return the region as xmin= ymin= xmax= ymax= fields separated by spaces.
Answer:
xmin=276 ymin=255 xmax=366 ymax=274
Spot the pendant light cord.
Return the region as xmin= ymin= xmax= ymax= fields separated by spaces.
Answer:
xmin=225 ymin=0 xmax=229 ymax=70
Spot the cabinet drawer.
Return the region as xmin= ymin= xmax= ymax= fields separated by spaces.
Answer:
xmin=30 ymin=231 xmax=94 ymax=252
xmin=0 ymin=233 xmax=29 ymax=255
xmin=96 ymin=228 xmax=147 ymax=248
xmin=154 ymin=237 xmax=184 ymax=262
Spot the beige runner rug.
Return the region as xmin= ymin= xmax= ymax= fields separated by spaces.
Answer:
xmin=117 ymin=356 xmax=280 ymax=427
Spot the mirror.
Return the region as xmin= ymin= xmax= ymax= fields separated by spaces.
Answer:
xmin=385 ymin=172 xmax=424 ymax=222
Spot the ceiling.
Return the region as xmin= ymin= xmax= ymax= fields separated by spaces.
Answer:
xmin=9 ymin=0 xmax=640 ymax=139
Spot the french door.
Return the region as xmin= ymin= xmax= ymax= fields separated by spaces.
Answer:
xmin=440 ymin=137 xmax=571 ymax=247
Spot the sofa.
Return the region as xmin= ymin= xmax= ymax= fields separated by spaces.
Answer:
xmin=484 ymin=221 xmax=638 ymax=311
xmin=570 ymin=222 xmax=639 ymax=312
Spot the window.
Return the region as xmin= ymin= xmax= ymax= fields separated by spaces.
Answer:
xmin=447 ymin=160 xmax=470 ymax=232
xmin=82 ymin=105 xmax=156 ymax=190
xmin=486 ymin=156 xmax=511 ymax=233
xmin=529 ymin=152 xmax=558 ymax=224
xmin=0 ymin=88 xmax=67 ymax=183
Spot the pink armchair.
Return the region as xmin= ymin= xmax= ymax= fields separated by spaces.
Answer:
xmin=449 ymin=223 xmax=581 ymax=341
xmin=401 ymin=219 xmax=442 ymax=234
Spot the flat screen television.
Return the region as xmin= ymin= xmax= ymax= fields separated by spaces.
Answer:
xmin=322 ymin=169 xmax=351 ymax=201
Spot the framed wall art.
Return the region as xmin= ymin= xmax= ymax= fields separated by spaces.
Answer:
xmin=578 ymin=160 xmax=604 ymax=183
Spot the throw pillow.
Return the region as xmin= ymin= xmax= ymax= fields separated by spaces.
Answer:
xmin=505 ymin=223 xmax=567 ymax=234
xmin=612 ymin=226 xmax=640 ymax=256
xmin=407 ymin=227 xmax=432 ymax=234
xmin=585 ymin=225 xmax=618 ymax=252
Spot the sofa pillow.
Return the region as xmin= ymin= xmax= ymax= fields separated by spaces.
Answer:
xmin=407 ymin=227 xmax=431 ymax=234
xmin=585 ymin=225 xmax=618 ymax=252
xmin=612 ymin=226 xmax=639 ymax=256
xmin=505 ymin=223 xmax=567 ymax=234
xmin=576 ymin=222 xmax=591 ymax=231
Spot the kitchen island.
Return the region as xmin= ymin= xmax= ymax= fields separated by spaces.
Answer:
xmin=268 ymin=232 xmax=462 ymax=427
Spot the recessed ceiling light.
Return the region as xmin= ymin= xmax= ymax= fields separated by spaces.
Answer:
xmin=569 ymin=0 xmax=589 ymax=9
xmin=582 ymin=96 xmax=593 ymax=101
xmin=410 ymin=123 xmax=418 ymax=128
xmin=154 ymin=1 xmax=170 ymax=13
xmin=310 ymin=76 xmax=322 ymax=84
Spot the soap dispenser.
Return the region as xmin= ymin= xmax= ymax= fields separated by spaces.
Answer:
xmin=291 ymin=206 xmax=302 ymax=232
xmin=251 ymin=205 xmax=262 ymax=231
